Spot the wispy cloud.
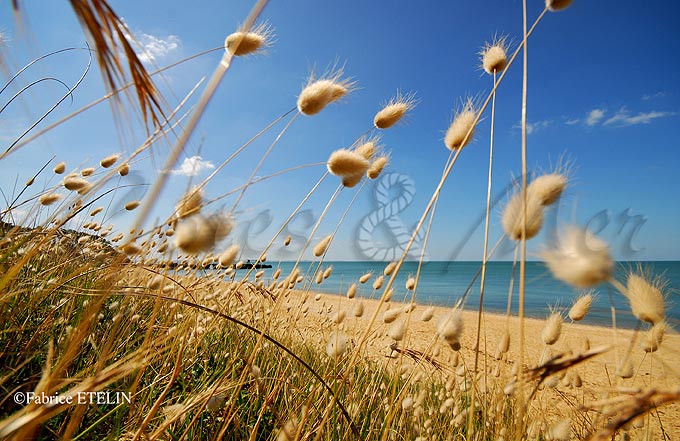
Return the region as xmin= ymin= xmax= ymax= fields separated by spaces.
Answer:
xmin=513 ymin=119 xmax=552 ymax=135
xmin=565 ymin=118 xmax=580 ymax=126
xmin=171 ymin=156 xmax=215 ymax=176
xmin=586 ymin=108 xmax=606 ymax=126
xmin=641 ymin=91 xmax=666 ymax=101
xmin=603 ymin=107 xmax=674 ymax=127
xmin=122 ymin=21 xmax=180 ymax=64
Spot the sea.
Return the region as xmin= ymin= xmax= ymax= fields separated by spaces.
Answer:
xmin=226 ymin=260 xmax=680 ymax=330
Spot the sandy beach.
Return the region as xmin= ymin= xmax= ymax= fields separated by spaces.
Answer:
xmin=273 ymin=287 xmax=680 ymax=438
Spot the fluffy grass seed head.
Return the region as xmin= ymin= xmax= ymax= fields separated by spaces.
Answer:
xmin=176 ymin=187 xmax=204 ymax=219
xmin=542 ymin=226 xmax=613 ymax=288
xmin=341 ymin=172 xmax=364 ymax=188
xmin=501 ymin=189 xmax=544 ymax=240
xmin=541 ymin=311 xmax=563 ymax=345
xmin=642 ymin=321 xmax=666 ymax=352
xmin=174 ymin=214 xmax=233 ymax=255
xmin=388 ymin=320 xmax=407 ymax=341
xmin=118 ymin=163 xmax=130 ymax=176
xmin=568 ymin=291 xmax=593 ymax=321
xmin=367 ymin=155 xmax=389 ymax=179
xmin=374 ymin=91 xmax=416 ymax=129
xmin=124 ymin=200 xmax=140 ymax=211
xmin=62 ymin=174 xmax=91 ymax=194
xmin=406 ymin=276 xmax=416 ymax=291
xmin=384 ymin=261 xmax=397 ymax=276
xmin=39 ymin=193 xmax=62 ymax=206
xmin=54 ymin=162 xmax=66 ymax=174
xmin=359 ymin=272 xmax=372 ymax=284
xmin=313 ymin=235 xmax=332 ymax=257
xmin=100 ymin=153 xmax=119 ymax=168
xmin=327 ymin=149 xmax=370 ymax=178
xmin=346 ymin=283 xmax=357 ymax=299
xmin=528 ymin=173 xmax=568 ymax=206
xmin=480 ymin=35 xmax=509 ymax=75
xmin=326 ymin=331 xmax=348 ymax=359
xmin=546 ymin=0 xmax=573 ymax=12
xmin=297 ymin=68 xmax=354 ymax=115
xmin=218 ymin=244 xmax=239 ymax=267
xmin=437 ymin=309 xmax=463 ymax=346
xmin=626 ymin=271 xmax=666 ymax=325
xmin=444 ymin=98 xmax=478 ymax=150
xmin=225 ymin=22 xmax=273 ymax=56
xmin=355 ymin=137 xmax=378 ymax=160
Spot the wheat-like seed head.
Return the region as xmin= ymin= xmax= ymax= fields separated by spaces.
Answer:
xmin=546 ymin=0 xmax=573 ymax=12
xmin=53 ymin=161 xmax=66 ymax=174
xmin=124 ymin=200 xmax=140 ymax=211
xmin=176 ymin=187 xmax=204 ymax=219
xmin=444 ymin=98 xmax=478 ymax=150
xmin=63 ymin=174 xmax=90 ymax=192
xmin=373 ymin=275 xmax=385 ymax=290
xmin=99 ymin=154 xmax=119 ymax=168
xmin=541 ymin=311 xmax=563 ymax=345
xmin=501 ymin=190 xmax=544 ymax=240
xmin=346 ymin=283 xmax=357 ymax=299
xmin=341 ymin=172 xmax=364 ymax=188
xmin=174 ymin=214 xmax=233 ymax=255
xmin=529 ymin=173 xmax=568 ymax=206
xmin=641 ymin=321 xmax=666 ymax=352
xmin=626 ymin=271 xmax=666 ymax=325
xmin=38 ymin=193 xmax=61 ymax=206
xmin=354 ymin=137 xmax=379 ymax=160
xmin=325 ymin=331 xmax=348 ymax=359
xmin=353 ymin=300 xmax=364 ymax=317
xmin=218 ymin=244 xmax=239 ymax=268
xmin=313 ymin=235 xmax=332 ymax=257
xmin=384 ymin=261 xmax=397 ymax=276
xmin=388 ymin=320 xmax=407 ymax=341
xmin=568 ymin=291 xmax=593 ymax=321
xmin=480 ymin=35 xmax=509 ymax=75
xmin=297 ymin=68 xmax=354 ymax=115
xmin=437 ymin=309 xmax=463 ymax=345
xmin=327 ymin=149 xmax=370 ymax=177
xmin=367 ymin=155 xmax=389 ymax=180
xmin=374 ymin=91 xmax=416 ymax=129
xmin=118 ymin=163 xmax=130 ymax=176
xmin=542 ymin=226 xmax=613 ymax=288
xmin=225 ymin=23 xmax=274 ymax=57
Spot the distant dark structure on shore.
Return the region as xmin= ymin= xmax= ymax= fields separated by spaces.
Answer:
xmin=159 ymin=259 xmax=272 ymax=270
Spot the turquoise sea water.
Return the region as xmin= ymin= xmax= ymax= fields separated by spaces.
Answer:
xmin=229 ymin=261 xmax=679 ymax=329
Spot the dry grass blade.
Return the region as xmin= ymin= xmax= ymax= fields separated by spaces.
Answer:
xmin=524 ymin=346 xmax=610 ymax=384
xmin=388 ymin=342 xmax=454 ymax=375
xmin=585 ymin=388 xmax=680 ymax=441
xmin=68 ymin=0 xmax=165 ymax=129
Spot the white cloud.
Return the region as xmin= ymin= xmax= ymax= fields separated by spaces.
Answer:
xmin=586 ymin=108 xmax=606 ymax=126
xmin=603 ymin=107 xmax=674 ymax=127
xmin=172 ymin=156 xmax=215 ymax=176
xmin=513 ymin=119 xmax=552 ymax=134
xmin=641 ymin=91 xmax=666 ymax=101
xmin=121 ymin=20 xmax=180 ymax=64
xmin=565 ymin=118 xmax=580 ymax=125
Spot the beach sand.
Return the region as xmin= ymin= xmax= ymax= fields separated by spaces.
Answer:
xmin=274 ymin=287 xmax=680 ymax=438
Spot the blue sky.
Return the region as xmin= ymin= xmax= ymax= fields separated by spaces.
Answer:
xmin=1 ymin=1 xmax=679 ymax=261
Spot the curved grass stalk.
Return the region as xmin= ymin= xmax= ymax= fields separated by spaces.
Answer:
xmin=2 ymin=46 xmax=92 ymax=158
xmin=230 ymin=111 xmax=301 ymax=214
xmin=9 ymin=46 xmax=225 ymax=155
